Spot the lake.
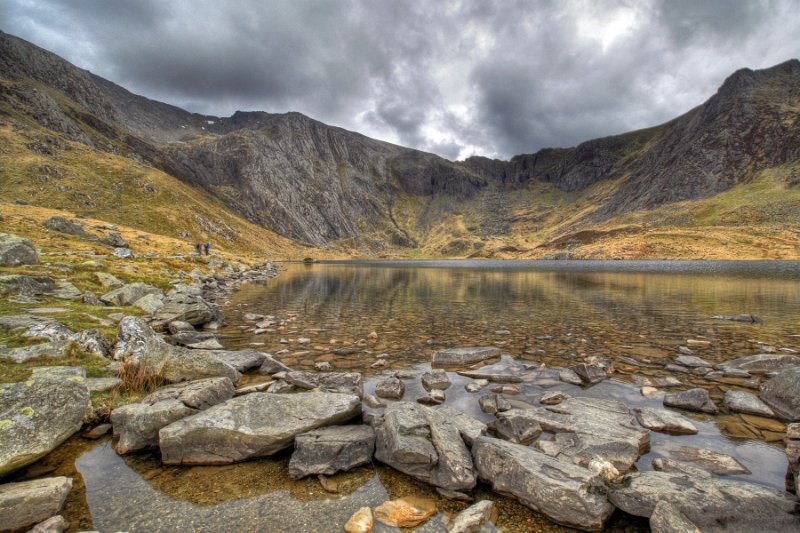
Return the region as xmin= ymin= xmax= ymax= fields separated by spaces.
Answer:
xmin=74 ymin=260 xmax=800 ymax=531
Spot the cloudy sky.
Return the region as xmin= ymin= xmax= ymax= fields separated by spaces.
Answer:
xmin=3 ymin=0 xmax=799 ymax=160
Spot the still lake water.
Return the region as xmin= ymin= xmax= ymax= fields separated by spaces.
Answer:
xmin=75 ymin=261 xmax=800 ymax=532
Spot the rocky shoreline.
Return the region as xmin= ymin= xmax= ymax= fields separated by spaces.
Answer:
xmin=3 ymin=230 xmax=800 ymax=532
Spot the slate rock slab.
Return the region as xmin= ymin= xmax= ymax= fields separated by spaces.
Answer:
xmin=288 ymin=424 xmax=375 ymax=479
xmin=432 ymin=346 xmax=501 ymax=367
xmin=663 ymin=388 xmax=718 ymax=414
xmin=159 ymin=391 xmax=361 ymax=464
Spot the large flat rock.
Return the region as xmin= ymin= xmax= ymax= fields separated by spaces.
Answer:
xmin=288 ymin=425 xmax=375 ymax=479
xmin=716 ymin=354 xmax=800 ymax=374
xmin=634 ymin=407 xmax=698 ymax=435
xmin=0 ymin=374 xmax=90 ymax=476
xmin=283 ymin=371 xmax=364 ymax=397
xmin=159 ymin=391 xmax=361 ymax=465
xmin=0 ymin=476 xmax=72 ymax=532
xmin=723 ymin=390 xmax=775 ymax=417
xmin=431 ymin=346 xmax=501 ymax=367
xmin=760 ymin=365 xmax=800 ymax=420
xmin=472 ymin=436 xmax=614 ymax=532
xmin=609 ymin=471 xmax=800 ymax=532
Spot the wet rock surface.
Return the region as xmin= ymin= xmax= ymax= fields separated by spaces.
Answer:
xmin=288 ymin=425 xmax=375 ymax=479
xmin=431 ymin=346 xmax=501 ymax=367
xmin=723 ymin=390 xmax=775 ymax=417
xmin=663 ymin=388 xmax=718 ymax=414
xmin=0 ymin=476 xmax=72 ymax=532
xmin=634 ymin=407 xmax=698 ymax=435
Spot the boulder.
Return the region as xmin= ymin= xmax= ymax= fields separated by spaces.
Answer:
xmin=0 ymin=232 xmax=39 ymax=265
xmin=208 ymin=349 xmax=267 ymax=372
xmin=374 ymin=376 xmax=404 ymax=399
xmin=505 ymin=397 xmax=650 ymax=472
xmin=668 ymin=446 xmax=750 ymax=475
xmin=609 ymin=471 xmax=799 ymax=531
xmin=159 ymin=391 xmax=361 ymax=464
xmin=113 ymin=316 xmax=240 ymax=384
xmin=43 ymin=216 xmax=87 ymax=236
xmin=100 ymin=231 xmax=127 ymax=248
xmin=100 ymin=282 xmax=161 ymax=306
xmin=432 ymin=346 xmax=501 ymax=367
xmin=448 ymin=500 xmax=497 ymax=533
xmin=132 ymin=293 xmax=164 ymax=314
xmin=634 ymin=407 xmax=698 ymax=435
xmin=95 ymin=272 xmax=124 ymax=288
xmin=663 ymin=388 xmax=718 ymax=414
xmin=760 ymin=366 xmax=800 ymax=420
xmin=494 ymin=409 xmax=543 ymax=445
xmin=23 ymin=321 xmax=111 ymax=358
xmin=716 ymin=354 xmax=800 ymax=374
xmin=472 ymin=436 xmax=614 ymax=531
xmin=283 ymin=371 xmax=363 ymax=397
xmin=152 ymin=284 xmax=217 ymax=326
xmin=479 ymin=393 xmax=511 ymax=414
xmin=258 ymin=353 xmax=293 ymax=375
xmin=723 ymin=390 xmax=775 ymax=417
xmin=421 ymin=369 xmax=451 ymax=391
xmin=558 ymin=368 xmax=583 ymax=385
xmin=288 ymin=425 xmax=375 ymax=479
xmin=0 ymin=274 xmax=55 ymax=296
xmin=373 ymin=402 xmax=476 ymax=491
xmin=0 ymin=476 xmax=72 ymax=532
xmin=111 ymin=377 xmax=234 ymax=454
xmin=0 ymin=373 xmax=89 ymax=476
xmin=113 ymin=247 xmax=133 ymax=259
xmin=570 ymin=363 xmax=607 ymax=385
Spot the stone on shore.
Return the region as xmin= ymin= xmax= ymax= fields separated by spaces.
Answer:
xmin=258 ymin=353 xmax=293 ymax=375
xmin=570 ymin=363 xmax=607 ymax=385
xmin=132 ymin=293 xmax=164 ymax=314
xmin=0 ymin=232 xmax=39 ymax=266
xmin=0 ymin=476 xmax=72 ymax=532
xmin=432 ymin=346 xmax=501 ymax=367
xmin=675 ymin=355 xmax=711 ymax=368
xmin=663 ymin=388 xmax=718 ymax=414
xmin=153 ymin=285 xmax=216 ymax=326
xmin=111 ymin=377 xmax=234 ymax=454
xmin=283 ymin=371 xmax=364 ymax=397
xmin=0 ymin=373 xmax=89 ymax=476
xmin=29 ymin=514 xmax=70 ymax=533
xmin=649 ymin=501 xmax=700 ymax=533
xmin=159 ymin=391 xmax=361 ymax=464
xmin=344 ymin=507 xmax=373 ymax=533
xmin=479 ymin=393 xmax=511 ymax=414
xmin=472 ymin=436 xmax=614 ymax=531
xmin=373 ymin=496 xmax=437 ymax=528
xmin=760 ymin=366 xmax=800 ymax=420
xmin=288 ymin=425 xmax=375 ymax=479
xmin=434 ymin=405 xmax=487 ymax=446
xmin=723 ymin=390 xmax=775 ymax=417
xmin=208 ymin=349 xmax=266 ymax=372
xmin=494 ymin=409 xmax=543 ymax=445
xmin=113 ymin=316 xmax=240 ymax=384
xmin=448 ymin=500 xmax=497 ymax=533
xmin=421 ymin=369 xmax=451 ymax=391
xmin=634 ymin=407 xmax=698 ymax=435
xmin=373 ymin=402 xmax=476 ymax=491
xmin=609 ymin=471 xmax=799 ymax=531
xmin=100 ymin=282 xmax=161 ymax=306
xmin=374 ymin=376 xmax=404 ymax=399
xmin=668 ymin=446 xmax=750 ymax=475
xmin=716 ymin=354 xmax=800 ymax=374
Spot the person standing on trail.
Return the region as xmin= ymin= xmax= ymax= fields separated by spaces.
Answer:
xmin=195 ymin=243 xmax=202 ymax=256
xmin=204 ymin=243 xmax=210 ymax=256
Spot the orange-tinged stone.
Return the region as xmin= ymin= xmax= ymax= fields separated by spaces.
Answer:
xmin=374 ymin=496 xmax=436 ymax=528
xmin=344 ymin=507 xmax=373 ymax=533
xmin=741 ymin=414 xmax=786 ymax=433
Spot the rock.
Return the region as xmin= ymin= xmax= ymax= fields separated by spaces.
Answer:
xmin=0 ymin=275 xmax=55 ymax=296
xmin=375 ymin=376 xmax=405 ymax=399
xmin=421 ymin=369 xmax=451 ymax=391
xmin=711 ymin=314 xmax=762 ymax=323
xmin=651 ymin=458 xmax=713 ymax=479
xmin=373 ymin=496 xmax=436 ymax=528
xmin=570 ymin=363 xmax=606 ymax=385
xmin=675 ymin=355 xmax=712 ymax=368
xmin=649 ymin=500 xmax=700 ymax=533
xmin=283 ymin=371 xmax=364 ymax=397
xmin=663 ymin=388 xmax=718 ymax=414
xmin=479 ymin=393 xmax=511 ymax=414
xmin=609 ymin=471 xmax=799 ymax=531
xmin=159 ymin=391 xmax=361 ymax=464
xmin=84 ymin=377 xmax=121 ymax=392
xmin=29 ymin=514 xmax=70 ymax=533
xmin=448 ymin=500 xmax=497 ymax=533
xmin=257 ymin=353 xmax=293 ymax=375
xmin=760 ymin=366 xmax=800 ymax=420
xmin=588 ymin=458 xmax=621 ymax=482
xmin=113 ymin=247 xmax=133 ymax=259
xmin=434 ymin=405 xmax=487 ymax=446
xmin=83 ymin=423 xmax=112 ymax=439
xmin=100 ymin=231 xmax=127 ymax=248
xmin=363 ymin=394 xmax=385 ymax=408
xmin=539 ymin=391 xmax=570 ymax=405
xmin=472 ymin=436 xmax=614 ymax=531
xmin=288 ymin=425 xmax=375 ymax=479
xmin=507 ymin=397 xmax=650 ymax=472
xmin=0 ymin=341 xmax=71 ymax=363
xmin=111 ymin=377 xmax=234 ymax=454
xmin=168 ymin=320 xmax=196 ymax=334
xmin=417 ymin=389 xmax=445 ymax=405
xmin=634 ymin=407 xmax=698 ymax=435
xmin=465 ymin=379 xmax=489 ymax=392
xmin=669 ymin=446 xmax=751 ymax=475
xmin=132 ymin=293 xmax=165 ymax=314
xmin=432 ymin=346 xmax=501 ymax=367
xmin=0 ymin=373 xmax=89 ymax=476
xmin=655 ymin=376 xmax=682 ymax=387
xmin=152 ymin=289 xmax=216 ymax=326
xmin=457 ymin=369 xmax=523 ymax=383
xmin=82 ymin=291 xmax=102 ymax=306
xmin=49 ymin=280 xmax=81 ymax=300
xmin=723 ymin=390 xmax=775 ymax=417
xmin=100 ymin=282 xmax=161 ymax=306
xmin=95 ymin=272 xmax=124 ymax=288
xmin=641 ymin=386 xmax=660 ymax=396
xmin=314 ymin=361 xmax=333 ymax=371
xmin=436 ymin=488 xmax=473 ymax=502
xmin=0 ymin=315 xmax=49 ymax=330
xmin=664 ymin=363 xmax=690 ymax=373
xmin=208 ymin=349 xmax=266 ymax=372
xmin=43 ymin=215 xmax=87 ymax=236
xmin=22 ymin=321 xmax=111 ymax=358
xmin=558 ymin=367 xmax=583 ymax=385
xmin=344 ymin=507 xmax=373 ymax=533
xmin=373 ymin=402 xmax=476 ymax=491
xmin=0 ymin=476 xmax=72 ymax=532
xmin=0 ymin=232 xmax=39 ymax=265
xmin=716 ymin=354 xmax=800 ymax=374
xmin=494 ymin=409 xmax=543 ymax=445
xmin=113 ymin=316 xmax=240 ymax=384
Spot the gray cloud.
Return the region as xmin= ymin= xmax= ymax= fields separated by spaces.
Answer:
xmin=2 ymin=0 xmax=799 ymax=160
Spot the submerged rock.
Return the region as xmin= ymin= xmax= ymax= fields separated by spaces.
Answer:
xmin=472 ymin=436 xmax=614 ymax=531
xmin=284 ymin=371 xmax=364 ymax=397
xmin=288 ymin=425 xmax=375 ymax=479
xmin=716 ymin=354 xmax=800 ymax=374
xmin=668 ymin=446 xmax=751 ymax=475
xmin=432 ymin=346 xmax=501 ymax=367
xmin=159 ymin=391 xmax=361 ymax=464
xmin=0 ymin=476 xmax=72 ymax=532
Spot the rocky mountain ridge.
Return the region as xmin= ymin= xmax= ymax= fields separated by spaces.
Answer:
xmin=1 ymin=29 xmax=799 ymax=256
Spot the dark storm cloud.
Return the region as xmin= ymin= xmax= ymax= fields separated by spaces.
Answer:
xmin=2 ymin=0 xmax=799 ymax=160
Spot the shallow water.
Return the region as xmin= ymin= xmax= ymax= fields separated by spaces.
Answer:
xmin=67 ymin=260 xmax=800 ymax=531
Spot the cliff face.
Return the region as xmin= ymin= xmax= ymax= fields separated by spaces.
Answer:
xmin=2 ymin=29 xmax=799 ymax=252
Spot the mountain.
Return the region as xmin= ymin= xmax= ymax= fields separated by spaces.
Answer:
xmin=1 ymin=29 xmax=799 ymax=259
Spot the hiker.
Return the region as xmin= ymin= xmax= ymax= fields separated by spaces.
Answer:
xmin=195 ymin=243 xmax=202 ymax=256
xmin=204 ymin=243 xmax=210 ymax=256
